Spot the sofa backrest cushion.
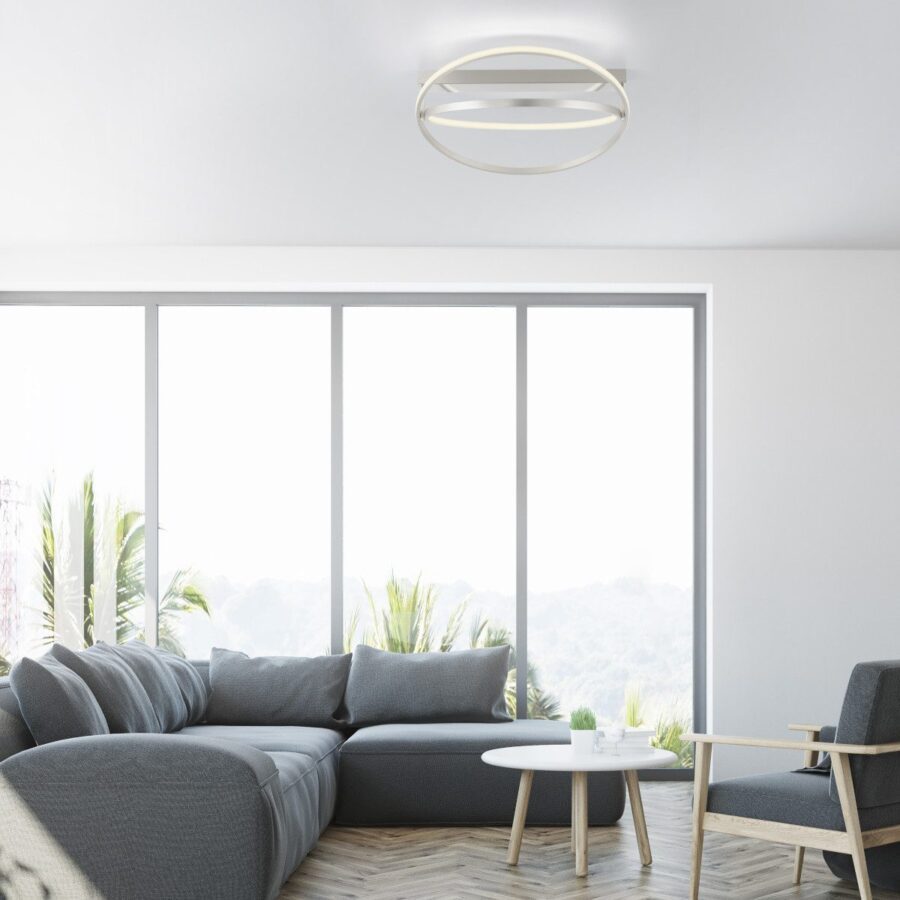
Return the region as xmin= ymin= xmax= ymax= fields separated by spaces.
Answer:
xmin=9 ymin=654 xmax=110 ymax=744
xmin=49 ymin=643 xmax=160 ymax=733
xmin=344 ymin=644 xmax=511 ymax=727
xmin=206 ymin=648 xmax=352 ymax=728
xmin=0 ymin=677 xmax=35 ymax=761
xmin=832 ymin=660 xmax=900 ymax=807
xmin=162 ymin=650 xmax=209 ymax=726
xmin=98 ymin=640 xmax=190 ymax=732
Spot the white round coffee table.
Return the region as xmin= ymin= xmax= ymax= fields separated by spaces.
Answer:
xmin=481 ymin=744 xmax=677 ymax=877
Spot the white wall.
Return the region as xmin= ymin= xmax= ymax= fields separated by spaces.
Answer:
xmin=3 ymin=245 xmax=900 ymax=778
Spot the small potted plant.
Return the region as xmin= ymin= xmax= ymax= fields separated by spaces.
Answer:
xmin=569 ymin=706 xmax=597 ymax=754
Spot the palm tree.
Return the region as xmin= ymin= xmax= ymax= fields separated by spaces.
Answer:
xmin=39 ymin=474 xmax=209 ymax=657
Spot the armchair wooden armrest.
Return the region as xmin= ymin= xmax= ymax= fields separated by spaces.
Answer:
xmin=788 ymin=723 xmax=824 ymax=735
xmin=685 ymin=732 xmax=900 ymax=756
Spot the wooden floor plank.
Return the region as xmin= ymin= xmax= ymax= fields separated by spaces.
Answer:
xmin=280 ymin=783 xmax=890 ymax=899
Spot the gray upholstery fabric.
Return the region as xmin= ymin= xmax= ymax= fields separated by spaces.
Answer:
xmin=207 ymin=648 xmax=351 ymax=728
xmin=344 ymin=644 xmax=511 ymax=726
xmin=335 ymin=720 xmax=625 ymax=825
xmin=157 ymin=647 xmax=209 ymax=726
xmin=191 ymin=658 xmax=211 ymax=694
xmin=314 ymin=740 xmax=340 ymax=832
xmin=100 ymin=640 xmax=189 ymax=732
xmin=832 ymin=660 xmax=900 ymax=807
xmin=267 ymin=751 xmax=322 ymax=881
xmin=0 ymin=733 xmax=286 ymax=900
xmin=794 ymin=725 xmax=836 ymax=775
xmin=824 ymin=845 xmax=900 ymax=892
xmin=180 ymin=725 xmax=343 ymax=836
xmin=9 ymin=654 xmax=109 ymax=745
xmin=49 ymin=643 xmax=160 ymax=733
xmin=707 ymin=771 xmax=900 ymax=831
xmin=179 ymin=723 xmax=343 ymax=759
xmin=0 ymin=677 xmax=34 ymax=761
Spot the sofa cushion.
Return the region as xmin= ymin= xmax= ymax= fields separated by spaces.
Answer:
xmin=344 ymin=644 xmax=511 ymax=726
xmin=707 ymin=771 xmax=900 ymax=831
xmin=266 ymin=751 xmax=322 ymax=881
xmin=49 ymin=643 xmax=159 ymax=733
xmin=206 ymin=648 xmax=351 ymax=728
xmin=179 ymin=724 xmax=343 ymax=761
xmin=335 ymin=719 xmax=625 ymax=826
xmin=9 ymin=655 xmax=109 ymax=744
xmin=179 ymin=724 xmax=343 ymax=837
xmin=166 ymin=653 xmax=209 ymax=726
xmin=0 ymin=677 xmax=35 ymax=760
xmin=99 ymin=641 xmax=189 ymax=732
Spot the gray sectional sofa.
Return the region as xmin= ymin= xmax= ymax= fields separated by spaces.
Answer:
xmin=0 ymin=644 xmax=626 ymax=900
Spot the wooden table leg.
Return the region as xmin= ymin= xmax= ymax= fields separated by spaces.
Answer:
xmin=507 ymin=769 xmax=534 ymax=865
xmin=571 ymin=775 xmax=576 ymax=853
xmin=574 ymin=770 xmax=589 ymax=877
xmin=624 ymin=769 xmax=652 ymax=866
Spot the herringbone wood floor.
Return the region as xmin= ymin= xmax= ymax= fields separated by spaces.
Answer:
xmin=280 ymin=783 xmax=894 ymax=899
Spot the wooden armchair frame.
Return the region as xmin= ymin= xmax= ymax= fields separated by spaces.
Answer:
xmin=686 ymin=726 xmax=900 ymax=900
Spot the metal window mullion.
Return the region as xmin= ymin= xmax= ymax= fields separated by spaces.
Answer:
xmin=693 ymin=299 xmax=708 ymax=734
xmin=516 ymin=304 xmax=528 ymax=718
xmin=144 ymin=303 xmax=159 ymax=647
xmin=331 ymin=304 xmax=344 ymax=655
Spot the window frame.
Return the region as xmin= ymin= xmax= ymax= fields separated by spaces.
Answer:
xmin=1 ymin=290 xmax=706 ymax=776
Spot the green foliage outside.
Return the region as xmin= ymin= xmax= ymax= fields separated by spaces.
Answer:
xmin=345 ymin=574 xmax=562 ymax=720
xmin=569 ymin=706 xmax=597 ymax=730
xmin=624 ymin=685 xmax=645 ymax=728
xmin=0 ymin=652 xmax=9 ymax=677
xmin=650 ymin=712 xmax=694 ymax=767
xmin=38 ymin=474 xmax=210 ymax=657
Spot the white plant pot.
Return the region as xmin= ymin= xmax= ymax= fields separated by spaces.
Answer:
xmin=570 ymin=729 xmax=595 ymax=755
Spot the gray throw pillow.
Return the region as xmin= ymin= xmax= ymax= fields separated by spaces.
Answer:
xmin=50 ymin=643 xmax=160 ymax=733
xmin=344 ymin=644 xmax=511 ymax=726
xmin=206 ymin=648 xmax=352 ymax=728
xmin=154 ymin=646 xmax=209 ymax=726
xmin=9 ymin=654 xmax=110 ymax=744
xmin=98 ymin=641 xmax=189 ymax=732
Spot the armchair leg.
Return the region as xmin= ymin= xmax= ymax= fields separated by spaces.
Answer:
xmin=689 ymin=741 xmax=712 ymax=900
xmin=793 ymin=846 xmax=805 ymax=885
xmin=832 ymin=752 xmax=873 ymax=900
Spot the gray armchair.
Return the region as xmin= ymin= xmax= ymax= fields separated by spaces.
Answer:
xmin=687 ymin=660 xmax=900 ymax=900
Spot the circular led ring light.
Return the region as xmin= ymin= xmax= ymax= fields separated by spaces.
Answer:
xmin=416 ymin=45 xmax=629 ymax=175
xmin=425 ymin=98 xmax=624 ymax=131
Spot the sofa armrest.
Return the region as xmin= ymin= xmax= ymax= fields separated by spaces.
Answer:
xmin=0 ymin=733 xmax=286 ymax=900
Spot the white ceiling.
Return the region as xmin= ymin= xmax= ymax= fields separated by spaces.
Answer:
xmin=1 ymin=0 xmax=898 ymax=247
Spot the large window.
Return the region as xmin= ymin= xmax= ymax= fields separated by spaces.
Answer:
xmin=0 ymin=307 xmax=144 ymax=665
xmin=529 ymin=308 xmax=695 ymax=753
xmin=158 ymin=307 xmax=330 ymax=658
xmin=343 ymin=308 xmax=517 ymax=699
xmin=0 ymin=294 xmax=704 ymax=768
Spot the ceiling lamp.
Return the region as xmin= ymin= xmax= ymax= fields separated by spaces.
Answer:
xmin=416 ymin=45 xmax=629 ymax=175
